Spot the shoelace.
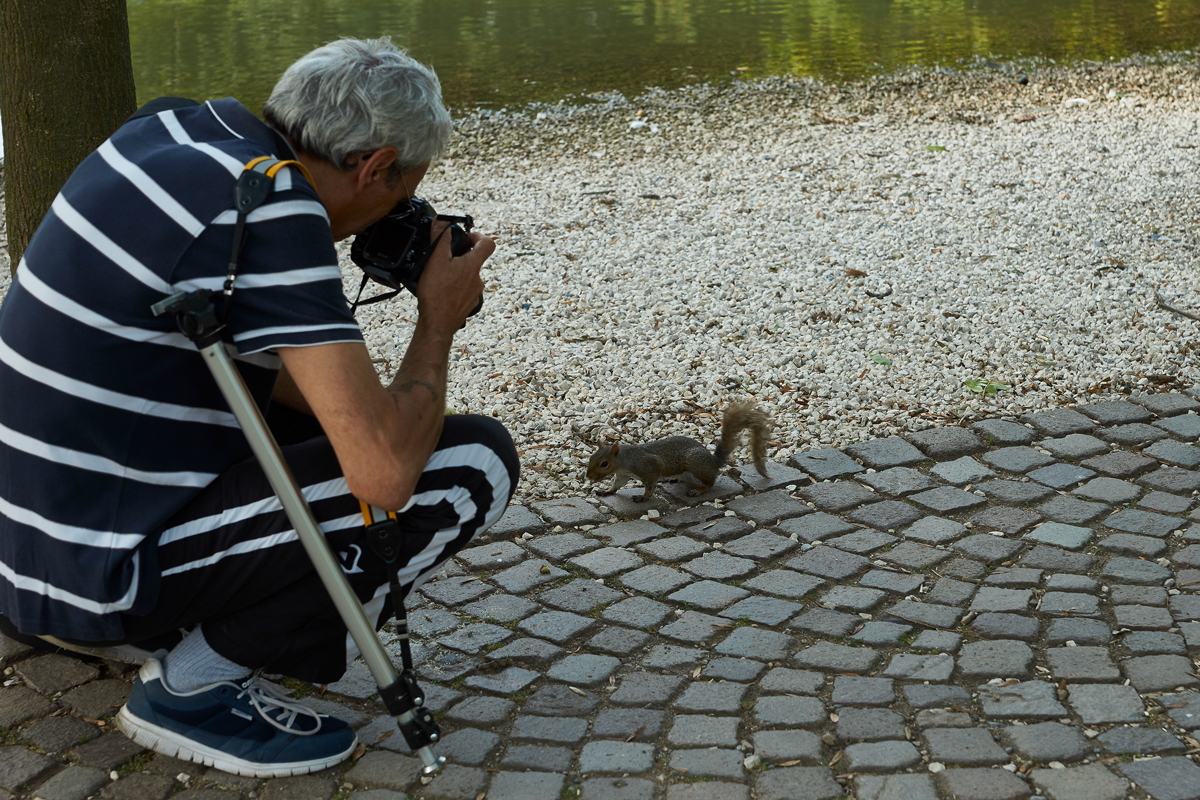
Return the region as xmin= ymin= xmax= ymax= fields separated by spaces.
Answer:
xmin=236 ymin=676 xmax=323 ymax=736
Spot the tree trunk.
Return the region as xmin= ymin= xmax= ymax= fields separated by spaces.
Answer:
xmin=0 ymin=0 xmax=136 ymax=274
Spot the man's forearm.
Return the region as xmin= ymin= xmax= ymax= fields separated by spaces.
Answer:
xmin=385 ymin=320 xmax=454 ymax=459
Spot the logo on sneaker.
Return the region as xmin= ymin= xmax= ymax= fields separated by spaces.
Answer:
xmin=337 ymin=544 xmax=365 ymax=575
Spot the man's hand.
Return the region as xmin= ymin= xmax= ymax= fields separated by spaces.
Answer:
xmin=413 ymin=223 xmax=493 ymax=335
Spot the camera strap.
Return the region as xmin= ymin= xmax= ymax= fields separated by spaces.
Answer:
xmin=222 ymin=156 xmax=316 ymax=322
xmin=358 ymin=501 xmax=417 ymax=674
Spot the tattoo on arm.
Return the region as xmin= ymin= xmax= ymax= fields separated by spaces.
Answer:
xmin=392 ymin=380 xmax=440 ymax=404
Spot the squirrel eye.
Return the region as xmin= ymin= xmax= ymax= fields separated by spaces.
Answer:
xmin=600 ymin=461 xmax=609 ymax=468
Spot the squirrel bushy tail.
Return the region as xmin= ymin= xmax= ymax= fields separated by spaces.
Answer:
xmin=712 ymin=400 xmax=772 ymax=476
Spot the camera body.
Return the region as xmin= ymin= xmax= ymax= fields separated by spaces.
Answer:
xmin=350 ymin=198 xmax=481 ymax=316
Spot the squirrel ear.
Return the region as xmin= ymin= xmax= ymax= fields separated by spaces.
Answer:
xmin=610 ymin=443 xmax=620 ymax=456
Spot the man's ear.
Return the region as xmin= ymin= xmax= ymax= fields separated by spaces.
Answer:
xmin=355 ymin=147 xmax=399 ymax=191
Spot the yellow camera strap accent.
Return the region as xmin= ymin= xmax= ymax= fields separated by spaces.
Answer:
xmin=244 ymin=155 xmax=315 ymax=187
xmin=359 ymin=500 xmax=398 ymax=527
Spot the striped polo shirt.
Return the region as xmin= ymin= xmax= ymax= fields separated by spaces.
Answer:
xmin=0 ymin=98 xmax=362 ymax=641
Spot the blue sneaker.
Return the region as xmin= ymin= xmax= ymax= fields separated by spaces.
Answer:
xmin=117 ymin=654 xmax=357 ymax=777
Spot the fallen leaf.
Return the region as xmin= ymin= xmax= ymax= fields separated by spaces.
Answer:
xmin=997 ymin=678 xmax=1020 ymax=687
xmin=672 ymin=765 xmax=689 ymax=773
xmin=351 ymin=742 xmax=367 ymax=763
xmin=829 ymin=750 xmax=843 ymax=766
xmin=374 ymin=730 xmax=395 ymax=744
xmin=692 ymin=666 xmax=702 ymax=678
xmin=845 ymin=268 xmax=868 ymax=278
xmin=778 ymin=759 xmax=801 ymax=767
xmin=569 ymin=686 xmax=587 ymax=696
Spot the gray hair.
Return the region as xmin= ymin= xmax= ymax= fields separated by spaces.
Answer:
xmin=264 ymin=38 xmax=452 ymax=174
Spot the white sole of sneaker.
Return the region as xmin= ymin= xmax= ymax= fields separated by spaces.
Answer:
xmin=116 ymin=705 xmax=358 ymax=778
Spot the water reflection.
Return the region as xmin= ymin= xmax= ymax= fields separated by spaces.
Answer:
xmin=126 ymin=0 xmax=1200 ymax=115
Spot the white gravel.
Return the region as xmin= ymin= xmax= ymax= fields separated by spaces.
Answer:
xmin=6 ymin=54 xmax=1200 ymax=506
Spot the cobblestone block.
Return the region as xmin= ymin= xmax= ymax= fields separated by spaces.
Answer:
xmin=1074 ymin=476 xmax=1142 ymax=504
xmin=904 ymin=516 xmax=968 ymax=545
xmin=619 ymin=564 xmax=692 ymax=594
xmin=436 ymin=727 xmax=501 ymax=764
xmin=831 ymin=676 xmax=894 ymax=706
xmin=523 ymin=684 xmax=600 ymax=716
xmin=702 ymin=656 xmax=767 ymax=682
xmin=923 ymin=727 xmax=1008 ymax=766
xmin=1045 ymin=618 xmax=1112 ymax=646
xmin=845 ymin=437 xmax=928 ymax=469
xmin=438 ymin=623 xmax=512 ymax=654
xmin=1023 ymin=408 xmax=1096 ymax=436
xmin=1045 ymin=646 xmax=1119 ymax=681
xmin=1155 ymin=414 xmax=1200 ymax=442
xmin=663 ymin=474 xmax=743 ymax=503
xmin=1140 ymin=490 xmax=1194 ymax=514
xmin=456 ymin=541 xmax=528 ymax=571
xmin=827 ymin=529 xmax=896 ymax=554
xmin=908 ymin=426 xmax=985 ymax=459
xmin=1099 ymin=726 xmax=1185 ymax=756
xmin=675 ymin=681 xmax=748 ymax=713
xmin=1106 ymin=508 xmax=1181 ymax=536
xmin=926 ymin=577 xmax=977 ymax=605
xmin=681 ymin=552 xmax=756 ymax=581
xmin=600 ymin=596 xmax=671 ymax=628
xmin=720 ymin=596 xmax=803 ymax=625
xmin=0 ymin=686 xmax=55 ymax=729
xmin=789 ymin=449 xmax=866 ymax=481
xmin=1120 ymin=756 xmax=1200 ymax=800
xmin=753 ymin=695 xmax=827 ymax=728
xmin=1028 ymin=763 xmax=1130 ymax=800
xmin=941 ymin=556 xmax=988 ymax=579
xmin=611 ymin=673 xmax=684 ymax=706
xmin=462 ymin=593 xmax=539 ymax=623
xmin=1037 ymin=434 xmax=1108 ymax=461
xmin=667 ymin=579 xmax=751 ymax=609
xmin=1101 ymin=556 xmax=1171 ymax=585
xmin=570 ymin=546 xmax=645 ymax=577
xmin=540 ymin=579 xmax=624 ymax=614
xmin=31 ymin=765 xmax=108 ymax=800
xmin=97 ymin=773 xmax=177 ymax=800
xmin=750 ymin=671 xmax=821 ymax=701
xmin=0 ymin=746 xmax=56 ymax=792
xmin=880 ymin=653 xmax=955 ymax=681
xmin=1144 ymin=439 xmax=1200 ymax=469
xmin=725 ymin=489 xmax=812 ymax=524
xmin=490 ymin=505 xmax=547 ymax=537
xmin=576 ymin=743 xmax=652 ymax=777
xmin=1038 ymin=495 xmax=1110 ymax=525
xmin=1024 ymin=522 xmax=1093 ymax=550
xmin=983 ymin=446 xmax=1057 ymax=473
xmin=445 ymin=696 xmax=516 ymax=727
xmin=1066 ymin=683 xmax=1145 ymax=724
xmin=1080 ymin=400 xmax=1153 ymax=425
xmin=736 ymin=460 xmax=810 ymax=493
xmin=1171 ymin=594 xmax=1200 ymax=621
xmin=798 ymin=481 xmax=878 ymax=512
xmin=859 ymin=467 xmax=936 ymax=496
xmin=844 ymin=740 xmax=921 ymax=772
xmin=793 ymin=641 xmax=880 ymax=673
xmin=585 ymin=627 xmax=648 ymax=656
xmin=490 ymin=561 xmax=565 ymax=594
xmin=777 ymin=512 xmax=858 ymax=542
xmin=835 ymin=708 xmax=906 ymax=742
xmin=1082 ymin=449 xmax=1159 ymax=478
xmin=850 ymin=621 xmax=913 ymax=646
xmin=1144 ymin=393 xmax=1200 ymax=417
xmin=903 ymin=684 xmax=972 ymax=708
xmin=859 ymin=569 xmax=925 ymax=595
xmin=972 ymin=613 xmax=1040 ymax=641
xmin=714 ymin=627 xmax=793 ymax=661
xmin=500 ymin=744 xmax=575 ymax=772
xmin=635 ymin=536 xmax=709 ymax=567
xmin=487 ymin=771 xmax=563 ymax=800
xmin=1103 ymin=533 xmax=1167 ymax=557
xmin=979 ymin=480 xmax=1054 ymax=503
xmin=850 ymin=500 xmax=924 ymax=530
xmin=912 ymin=630 xmax=963 ymax=652
xmin=882 ymin=541 xmax=955 ymax=571
xmin=22 ymin=716 xmax=100 ymax=753
xmin=1159 ymin=692 xmax=1200 ymax=728
xmin=518 ymin=610 xmax=596 ymax=643
xmin=882 ymin=599 xmax=963 ymax=629
xmin=1045 ymin=574 xmax=1099 ymax=591
xmin=756 ymin=766 xmax=844 ymax=800
xmin=786 ymin=546 xmax=871 ymax=580
xmin=721 ymin=530 xmax=798 ymax=561
xmin=666 ymin=714 xmax=740 ymax=747
xmin=820 ymin=585 xmax=885 ymax=611
xmin=931 ymin=457 xmax=996 ymax=485
xmin=957 ymin=640 xmax=1033 ymax=680
xmin=580 ymin=777 xmax=656 ymax=800
xmin=790 ymin=608 xmax=859 ymax=637
xmin=1029 ymin=463 xmax=1096 ymax=489
xmin=754 ymin=730 xmax=824 ymax=764
xmin=1139 ymin=466 xmax=1200 ymax=494
xmin=973 ymin=420 xmax=1039 ymax=445
xmin=1038 ymin=592 xmax=1100 ymax=617
xmin=546 ymin=654 xmax=621 ymax=686
xmin=667 ymin=748 xmax=744 ymax=779
xmin=971 ymin=506 xmax=1041 ymax=535
xmin=15 ymin=655 xmax=98 ymax=697
xmin=854 ymin=774 xmax=938 ymax=800
xmin=463 ymin=666 xmax=538 ymax=694
xmin=1125 ymin=631 xmax=1186 ymax=655
xmin=985 ymin=567 xmax=1043 ymax=588
xmin=952 ymin=534 xmax=1023 ymax=564
xmin=935 ymin=768 xmax=1031 ymax=800
xmin=978 ymin=680 xmax=1068 ymax=718
xmin=970 ymin=587 xmax=1032 ymax=613
xmin=910 ymin=487 xmax=987 ymax=513
xmin=594 ymin=520 xmax=668 ymax=546
xmin=531 ymin=497 xmax=606 ymax=526
xmin=1122 ymin=654 xmax=1200 ymax=692
xmin=68 ymin=734 xmax=146 ymax=771
xmin=1176 ymin=545 xmax=1200 ymax=568
xmin=1097 ymin=422 xmax=1169 ymax=446
xmin=642 ymin=645 xmax=705 ymax=672
xmin=659 ymin=611 xmax=731 ymax=644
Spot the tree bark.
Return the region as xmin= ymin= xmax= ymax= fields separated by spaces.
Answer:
xmin=0 ymin=0 xmax=136 ymax=274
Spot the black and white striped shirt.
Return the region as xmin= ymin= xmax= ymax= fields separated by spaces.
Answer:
xmin=0 ymin=98 xmax=361 ymax=640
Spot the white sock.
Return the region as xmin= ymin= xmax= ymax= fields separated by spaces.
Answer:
xmin=163 ymin=627 xmax=251 ymax=692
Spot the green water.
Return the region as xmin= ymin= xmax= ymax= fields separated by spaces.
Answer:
xmin=129 ymin=0 xmax=1200 ymax=113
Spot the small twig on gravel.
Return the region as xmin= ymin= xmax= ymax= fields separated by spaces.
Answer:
xmin=865 ymin=287 xmax=893 ymax=299
xmin=884 ymin=613 xmax=954 ymax=632
xmin=1155 ymin=291 xmax=1200 ymax=322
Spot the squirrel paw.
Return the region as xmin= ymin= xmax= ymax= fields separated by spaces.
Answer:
xmin=596 ymin=489 xmax=616 ymax=497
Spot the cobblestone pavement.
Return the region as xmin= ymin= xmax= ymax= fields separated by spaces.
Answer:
xmin=7 ymin=394 xmax=1200 ymax=799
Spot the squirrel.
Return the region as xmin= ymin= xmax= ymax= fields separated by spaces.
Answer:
xmin=586 ymin=400 xmax=772 ymax=502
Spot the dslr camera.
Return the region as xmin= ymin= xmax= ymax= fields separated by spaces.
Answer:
xmin=350 ymin=198 xmax=482 ymax=316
